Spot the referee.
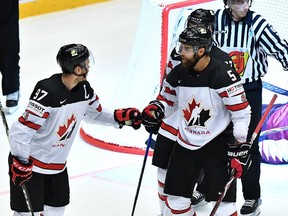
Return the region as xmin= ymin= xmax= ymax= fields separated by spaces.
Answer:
xmin=0 ymin=0 xmax=21 ymax=113
xmin=213 ymin=0 xmax=288 ymax=215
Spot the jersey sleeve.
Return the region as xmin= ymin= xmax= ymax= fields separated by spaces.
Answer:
xmin=9 ymin=82 xmax=52 ymax=160
xmin=156 ymin=68 xmax=180 ymax=118
xmin=83 ymin=93 xmax=119 ymax=128
xmin=215 ymin=67 xmax=251 ymax=142
xmin=258 ymin=20 xmax=288 ymax=70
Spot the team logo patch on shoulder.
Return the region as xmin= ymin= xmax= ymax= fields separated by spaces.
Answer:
xmin=226 ymin=82 xmax=244 ymax=97
xmin=27 ymin=100 xmax=45 ymax=116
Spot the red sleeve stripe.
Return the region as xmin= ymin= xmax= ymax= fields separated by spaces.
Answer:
xmin=226 ymin=101 xmax=249 ymax=111
xmin=89 ymin=98 xmax=98 ymax=106
xmin=160 ymin=121 xmax=178 ymax=136
xmin=163 ymin=86 xmax=176 ymax=95
xmin=26 ymin=110 xmax=50 ymax=119
xmin=219 ymin=90 xmax=245 ymax=98
xmin=96 ymin=104 xmax=102 ymax=112
xmin=18 ymin=117 xmax=41 ymax=131
xmin=219 ymin=91 xmax=228 ymax=98
xmin=156 ymin=95 xmax=174 ymax=106
xmin=30 ymin=156 xmax=66 ymax=170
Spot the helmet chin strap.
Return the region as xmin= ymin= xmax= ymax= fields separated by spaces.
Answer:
xmin=192 ymin=52 xmax=206 ymax=69
xmin=72 ymin=66 xmax=89 ymax=78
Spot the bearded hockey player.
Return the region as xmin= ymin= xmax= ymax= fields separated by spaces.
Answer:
xmin=142 ymin=26 xmax=251 ymax=216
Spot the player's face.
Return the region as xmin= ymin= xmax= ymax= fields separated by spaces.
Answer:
xmin=176 ymin=43 xmax=197 ymax=68
xmin=74 ymin=59 xmax=91 ymax=82
xmin=229 ymin=0 xmax=249 ymax=19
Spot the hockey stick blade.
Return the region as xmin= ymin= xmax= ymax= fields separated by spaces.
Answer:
xmin=0 ymin=100 xmax=35 ymax=216
xmin=209 ymin=94 xmax=277 ymax=216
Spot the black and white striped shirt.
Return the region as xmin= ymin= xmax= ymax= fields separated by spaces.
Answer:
xmin=213 ymin=9 xmax=288 ymax=84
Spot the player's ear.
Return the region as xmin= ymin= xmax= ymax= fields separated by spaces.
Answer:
xmin=198 ymin=47 xmax=206 ymax=56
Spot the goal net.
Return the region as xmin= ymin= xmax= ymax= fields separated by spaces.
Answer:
xmin=252 ymin=0 xmax=288 ymax=39
xmin=81 ymin=0 xmax=218 ymax=154
xmin=81 ymin=0 xmax=287 ymax=155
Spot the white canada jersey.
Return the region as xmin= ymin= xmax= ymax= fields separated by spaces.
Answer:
xmin=158 ymin=46 xmax=234 ymax=141
xmin=9 ymin=74 xmax=118 ymax=174
xmin=157 ymin=57 xmax=251 ymax=150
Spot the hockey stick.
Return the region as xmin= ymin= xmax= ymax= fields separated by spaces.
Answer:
xmin=260 ymin=125 xmax=288 ymax=137
xmin=0 ymin=100 xmax=35 ymax=216
xmin=131 ymin=132 xmax=153 ymax=216
xmin=262 ymin=81 xmax=288 ymax=96
xmin=209 ymin=94 xmax=278 ymax=216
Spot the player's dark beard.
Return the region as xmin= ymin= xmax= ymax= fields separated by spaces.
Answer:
xmin=182 ymin=53 xmax=201 ymax=71
xmin=182 ymin=60 xmax=196 ymax=71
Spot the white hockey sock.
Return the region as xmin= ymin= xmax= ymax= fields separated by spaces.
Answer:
xmin=166 ymin=195 xmax=195 ymax=216
xmin=158 ymin=168 xmax=168 ymax=214
xmin=41 ymin=205 xmax=65 ymax=216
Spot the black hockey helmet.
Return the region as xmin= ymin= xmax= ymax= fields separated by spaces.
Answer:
xmin=186 ymin=8 xmax=215 ymax=28
xmin=56 ymin=44 xmax=90 ymax=74
xmin=178 ymin=26 xmax=212 ymax=53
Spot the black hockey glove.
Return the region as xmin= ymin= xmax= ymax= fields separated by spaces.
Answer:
xmin=142 ymin=100 xmax=165 ymax=131
xmin=8 ymin=153 xmax=33 ymax=186
xmin=228 ymin=142 xmax=252 ymax=178
xmin=114 ymin=108 xmax=142 ymax=130
xmin=144 ymin=120 xmax=162 ymax=135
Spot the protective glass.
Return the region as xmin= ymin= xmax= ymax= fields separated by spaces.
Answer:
xmin=175 ymin=42 xmax=194 ymax=55
xmin=88 ymin=50 xmax=95 ymax=67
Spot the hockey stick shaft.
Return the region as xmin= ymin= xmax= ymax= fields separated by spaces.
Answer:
xmin=260 ymin=125 xmax=288 ymax=137
xmin=0 ymin=100 xmax=35 ymax=216
xmin=209 ymin=94 xmax=278 ymax=216
xmin=250 ymin=94 xmax=278 ymax=143
xmin=131 ymin=132 xmax=153 ymax=216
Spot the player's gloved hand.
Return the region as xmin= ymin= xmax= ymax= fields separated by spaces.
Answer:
xmin=114 ymin=108 xmax=142 ymax=130
xmin=142 ymin=100 xmax=165 ymax=131
xmin=144 ymin=120 xmax=162 ymax=135
xmin=228 ymin=142 xmax=252 ymax=178
xmin=8 ymin=153 xmax=33 ymax=186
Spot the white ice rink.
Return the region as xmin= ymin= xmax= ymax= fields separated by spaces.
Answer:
xmin=0 ymin=0 xmax=287 ymax=215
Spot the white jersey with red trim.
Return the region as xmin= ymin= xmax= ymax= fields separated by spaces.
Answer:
xmin=158 ymin=46 xmax=234 ymax=141
xmin=157 ymin=57 xmax=251 ymax=150
xmin=9 ymin=73 xmax=118 ymax=174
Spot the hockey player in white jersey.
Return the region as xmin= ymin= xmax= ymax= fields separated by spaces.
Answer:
xmin=8 ymin=44 xmax=142 ymax=216
xmin=142 ymin=26 xmax=251 ymax=216
xmin=145 ymin=9 xmax=235 ymax=215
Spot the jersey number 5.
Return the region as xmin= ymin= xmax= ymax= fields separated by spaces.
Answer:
xmin=227 ymin=70 xmax=237 ymax=81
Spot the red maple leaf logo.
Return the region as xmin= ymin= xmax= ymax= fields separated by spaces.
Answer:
xmin=183 ymin=98 xmax=200 ymax=122
xmin=57 ymin=114 xmax=76 ymax=138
